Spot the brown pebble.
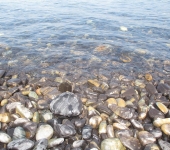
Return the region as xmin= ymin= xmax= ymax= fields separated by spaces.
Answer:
xmin=161 ymin=124 xmax=170 ymax=136
xmin=0 ymin=113 xmax=11 ymax=123
xmin=145 ymin=73 xmax=152 ymax=81
xmin=156 ymin=102 xmax=168 ymax=114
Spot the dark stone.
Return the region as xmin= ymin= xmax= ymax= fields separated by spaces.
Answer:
xmin=98 ymin=94 xmax=107 ymax=102
xmin=0 ymin=70 xmax=5 ymax=78
xmin=114 ymin=107 xmax=135 ymax=119
xmin=74 ymin=118 xmax=86 ymax=128
xmin=157 ymin=83 xmax=170 ymax=95
xmin=148 ymin=105 xmax=164 ymax=119
xmin=158 ymin=139 xmax=170 ymax=150
xmin=145 ymin=83 xmax=157 ymax=95
xmin=23 ymin=121 xmax=37 ymax=139
xmin=115 ymin=129 xmax=134 ymax=138
xmin=144 ymin=143 xmax=160 ymax=150
xmin=59 ymin=82 xmax=72 ymax=92
xmin=33 ymin=138 xmax=48 ymax=150
xmin=119 ymin=136 xmax=142 ymax=150
xmin=121 ymin=88 xmax=136 ymax=98
xmin=82 ymin=125 xmax=92 ymax=140
xmin=96 ymin=103 xmax=112 ymax=115
xmin=105 ymin=88 xmax=120 ymax=98
xmin=130 ymin=119 xmax=144 ymax=130
xmin=72 ymin=140 xmax=86 ymax=148
xmin=150 ymin=129 xmax=162 ymax=139
xmin=50 ymin=92 xmax=82 ymax=117
xmin=143 ymin=124 xmax=154 ymax=132
xmin=7 ymin=78 xmax=21 ymax=87
xmin=7 ymin=138 xmax=34 ymax=150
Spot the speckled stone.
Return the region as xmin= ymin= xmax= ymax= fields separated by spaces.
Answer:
xmin=158 ymin=139 xmax=170 ymax=150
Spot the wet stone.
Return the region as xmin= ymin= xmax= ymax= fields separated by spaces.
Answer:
xmin=0 ymin=70 xmax=5 ymax=78
xmin=156 ymin=102 xmax=168 ymax=114
xmin=74 ymin=118 xmax=86 ymax=128
xmin=157 ymin=83 xmax=170 ymax=95
xmin=144 ymin=143 xmax=160 ymax=150
xmin=114 ymin=107 xmax=135 ymax=119
xmin=7 ymin=78 xmax=21 ymax=87
xmin=146 ymin=83 xmax=157 ymax=95
xmin=50 ymin=92 xmax=83 ymax=117
xmin=7 ymin=138 xmax=34 ymax=150
xmin=33 ymin=138 xmax=48 ymax=150
xmin=148 ymin=105 xmax=164 ymax=119
xmin=28 ymin=91 xmax=39 ymax=100
xmin=101 ymin=138 xmax=126 ymax=150
xmin=138 ymin=131 xmax=156 ymax=146
xmin=119 ymin=136 xmax=142 ymax=150
xmin=145 ymin=73 xmax=153 ymax=81
xmin=72 ymin=140 xmax=86 ymax=148
xmin=106 ymin=125 xmax=114 ymax=138
xmin=130 ymin=119 xmax=144 ymax=131
xmin=82 ymin=125 xmax=92 ymax=140
xmin=13 ymin=126 xmax=26 ymax=140
xmin=161 ymin=124 xmax=170 ymax=136
xmin=150 ymin=129 xmax=162 ymax=139
xmin=0 ymin=113 xmax=11 ymax=123
xmin=36 ymin=124 xmax=53 ymax=140
xmin=23 ymin=121 xmax=37 ymax=139
xmin=158 ymin=139 xmax=170 ymax=150
xmin=120 ymin=53 xmax=132 ymax=63
xmin=48 ymin=138 xmax=64 ymax=148
xmin=89 ymin=116 xmax=102 ymax=128
xmin=16 ymin=104 xmax=33 ymax=119
xmin=88 ymin=79 xmax=100 ymax=87
xmin=0 ymin=132 xmax=11 ymax=143
xmin=59 ymin=82 xmax=72 ymax=92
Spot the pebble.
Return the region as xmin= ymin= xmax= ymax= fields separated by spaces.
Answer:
xmin=153 ymin=118 xmax=170 ymax=127
xmin=158 ymin=139 xmax=170 ymax=150
xmin=156 ymin=102 xmax=168 ymax=114
xmin=106 ymin=125 xmax=114 ymax=138
xmin=101 ymin=138 xmax=126 ymax=150
xmin=99 ymin=121 xmax=107 ymax=134
xmin=28 ymin=91 xmax=39 ymax=100
xmin=82 ymin=125 xmax=92 ymax=140
xmin=16 ymin=104 xmax=33 ymax=119
xmin=146 ymin=83 xmax=157 ymax=95
xmin=89 ymin=116 xmax=102 ymax=128
xmin=13 ymin=126 xmax=26 ymax=140
xmin=161 ymin=124 xmax=170 ymax=135
xmin=0 ymin=132 xmax=11 ymax=143
xmin=48 ymin=138 xmax=64 ymax=148
xmin=88 ymin=79 xmax=100 ymax=87
xmin=7 ymin=138 xmax=34 ymax=150
xmin=138 ymin=131 xmax=156 ymax=146
xmin=119 ymin=136 xmax=142 ymax=150
xmin=33 ymin=138 xmax=48 ymax=150
xmin=0 ymin=113 xmax=11 ymax=123
xmin=144 ymin=143 xmax=160 ymax=150
xmin=50 ymin=92 xmax=83 ymax=117
xmin=145 ymin=73 xmax=153 ymax=81
xmin=36 ymin=124 xmax=53 ymax=140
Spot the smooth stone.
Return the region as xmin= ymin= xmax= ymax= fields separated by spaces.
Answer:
xmin=156 ymin=102 xmax=168 ymax=114
xmin=148 ymin=105 xmax=164 ymax=119
xmin=72 ymin=140 xmax=86 ymax=148
xmin=23 ymin=121 xmax=37 ymax=139
xmin=29 ymin=91 xmax=39 ymax=100
xmin=161 ymin=124 xmax=170 ymax=136
xmin=153 ymin=118 xmax=170 ymax=127
xmin=135 ymin=80 xmax=145 ymax=88
xmin=112 ymin=118 xmax=131 ymax=127
xmin=96 ymin=104 xmax=112 ymax=116
xmin=36 ymin=124 xmax=53 ymax=140
xmin=54 ymin=124 xmax=76 ymax=137
xmin=48 ymin=138 xmax=64 ymax=148
xmin=120 ymin=54 xmax=131 ymax=63
xmin=114 ymin=107 xmax=134 ymax=119
xmin=33 ymin=112 xmax=40 ymax=123
xmin=101 ymin=138 xmax=126 ymax=150
xmin=119 ymin=136 xmax=142 ymax=150
xmin=88 ymin=106 xmax=100 ymax=117
xmin=138 ymin=131 xmax=156 ymax=146
xmin=144 ymin=143 xmax=160 ymax=150
xmin=146 ymin=84 xmax=157 ymax=95
xmin=40 ymin=110 xmax=53 ymax=122
xmin=16 ymin=104 xmax=33 ymax=119
xmin=74 ymin=118 xmax=86 ymax=128
xmin=40 ymin=87 xmax=60 ymax=99
xmin=130 ymin=119 xmax=144 ymax=130
xmin=89 ymin=116 xmax=102 ymax=128
xmin=0 ymin=132 xmax=11 ymax=143
xmin=145 ymin=73 xmax=152 ymax=81
xmin=116 ymin=98 xmax=126 ymax=107
xmin=121 ymin=88 xmax=136 ymax=98
xmin=0 ymin=113 xmax=11 ymax=123
xmin=157 ymin=83 xmax=170 ymax=95
xmin=158 ymin=139 xmax=170 ymax=150
xmin=33 ymin=138 xmax=48 ymax=150
xmin=143 ymin=124 xmax=154 ymax=132
xmin=37 ymin=100 xmax=49 ymax=110
xmin=0 ymin=70 xmax=5 ymax=78
xmin=1 ymin=99 xmax=8 ymax=106
xmin=6 ymin=102 xmax=22 ymax=113
xmin=113 ymin=123 xmax=128 ymax=130
xmin=82 ymin=125 xmax=92 ymax=140
xmin=99 ymin=121 xmax=107 ymax=134
xmin=50 ymin=92 xmax=82 ymax=117
xmin=7 ymin=138 xmax=34 ymax=150
xmin=106 ymin=125 xmax=114 ymax=138
xmin=7 ymin=78 xmax=21 ymax=87
xmin=115 ymin=129 xmax=133 ymax=138
xmin=88 ymin=79 xmax=100 ymax=87
xmin=105 ymin=88 xmax=120 ymax=98
xmin=59 ymin=82 xmax=72 ymax=92
xmin=150 ymin=129 xmax=162 ymax=139
xmin=13 ymin=126 xmax=26 ymax=140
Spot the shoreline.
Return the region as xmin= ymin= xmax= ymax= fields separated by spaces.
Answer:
xmin=0 ymin=68 xmax=170 ymax=149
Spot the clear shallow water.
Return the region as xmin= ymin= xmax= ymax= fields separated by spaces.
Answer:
xmin=0 ymin=0 xmax=170 ymax=78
